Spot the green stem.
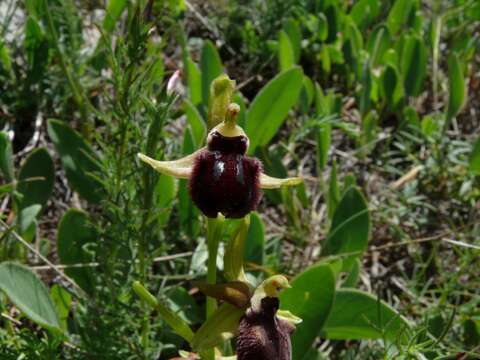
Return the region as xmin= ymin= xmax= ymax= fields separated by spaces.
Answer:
xmin=205 ymin=215 xmax=224 ymax=316
xmin=203 ymin=215 xmax=225 ymax=360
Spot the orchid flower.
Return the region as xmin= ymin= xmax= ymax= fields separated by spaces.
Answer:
xmin=138 ymin=81 xmax=302 ymax=219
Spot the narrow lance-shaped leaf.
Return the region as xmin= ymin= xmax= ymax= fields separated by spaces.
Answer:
xmin=469 ymin=138 xmax=480 ymax=175
xmin=0 ymin=132 xmax=14 ymax=182
xmin=278 ymin=30 xmax=295 ymax=72
xmin=446 ymin=53 xmax=466 ymax=125
xmin=401 ymin=35 xmax=427 ymax=97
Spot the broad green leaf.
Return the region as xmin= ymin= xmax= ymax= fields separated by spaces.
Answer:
xmin=469 ymin=138 xmax=480 ymax=175
xmin=317 ymin=13 xmax=328 ymax=42
xmin=280 ymin=264 xmax=336 ymax=360
xmin=191 ymin=303 xmax=244 ymax=351
xmin=316 ymin=123 xmax=331 ymax=171
xmin=224 ymin=216 xmax=250 ymax=283
xmin=464 ymin=319 xmax=480 ymax=347
xmin=323 ymin=187 xmax=370 ymax=265
xmin=155 ymin=174 xmax=177 ymax=227
xmin=0 ymin=262 xmax=61 ymax=333
xmin=244 ymin=212 xmax=265 ymax=266
xmin=387 ymin=0 xmax=413 ymax=34
xmin=17 ymin=148 xmax=54 ymax=210
xmin=201 ymin=40 xmax=223 ymax=107
xmin=57 ymin=209 xmax=96 ymax=293
xmin=283 ymin=18 xmax=301 ymax=62
xmin=299 ymin=75 xmax=315 ymax=113
xmin=325 ymin=5 xmax=339 ymax=43
xmin=446 ymin=53 xmax=466 ymax=123
xmin=401 ymin=35 xmax=427 ymax=97
xmin=0 ymin=132 xmax=14 ymax=182
xmin=278 ymin=30 xmax=295 ymax=72
xmin=246 ymin=67 xmax=304 ymax=153
xmin=47 ymin=119 xmax=105 ymax=204
xmin=103 ymin=0 xmax=127 ymax=32
xmin=183 ymin=100 xmax=206 ymax=147
xmin=133 ymin=281 xmax=195 ymax=342
xmin=322 ymin=289 xmax=410 ymax=341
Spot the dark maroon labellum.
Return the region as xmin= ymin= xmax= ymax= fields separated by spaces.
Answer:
xmin=237 ymin=297 xmax=294 ymax=360
xmin=189 ymin=131 xmax=262 ymax=218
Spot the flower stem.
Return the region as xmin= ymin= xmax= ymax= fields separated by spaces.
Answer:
xmin=205 ymin=215 xmax=225 ymax=316
xmin=203 ymin=215 xmax=225 ymax=360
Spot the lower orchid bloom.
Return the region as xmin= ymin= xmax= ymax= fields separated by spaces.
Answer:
xmin=191 ymin=275 xmax=302 ymax=360
xmin=138 ymin=101 xmax=302 ymax=219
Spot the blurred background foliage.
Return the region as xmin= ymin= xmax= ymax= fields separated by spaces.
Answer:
xmin=0 ymin=0 xmax=479 ymax=358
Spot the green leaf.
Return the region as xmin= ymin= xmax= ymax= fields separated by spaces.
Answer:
xmin=57 ymin=209 xmax=96 ymax=293
xmin=316 ymin=123 xmax=331 ymax=171
xmin=359 ymin=61 xmax=372 ymax=115
xmin=446 ymin=53 xmax=466 ymax=123
xmin=184 ymin=56 xmax=202 ymax=105
xmin=283 ymin=18 xmax=301 ymax=62
xmin=0 ymin=262 xmax=61 ymax=333
xmin=47 ymin=119 xmax=105 ymax=204
xmin=382 ymin=64 xmax=403 ymax=110
xmin=201 ymin=40 xmax=223 ymax=107
xmin=103 ymin=0 xmax=128 ymax=32
xmin=183 ymin=101 xmax=206 ymax=147
xmin=387 ymin=0 xmax=413 ymax=35
xmin=17 ymin=148 xmax=54 ymax=210
xmin=246 ymin=67 xmax=304 ymax=153
xmin=469 ymin=138 xmax=480 ymax=175
xmin=0 ymin=132 xmax=14 ymax=182
xmin=327 ymin=160 xmax=340 ymax=220
xmin=367 ymin=25 xmax=391 ymax=67
xmin=401 ymin=35 xmax=427 ymax=97
xmin=278 ymin=30 xmax=295 ymax=72
xmin=323 ymin=187 xmax=370 ymax=265
xmin=280 ymin=264 xmax=336 ymax=360
xmin=322 ymin=288 xmax=410 ymax=342
xmin=244 ymin=212 xmax=265 ymax=266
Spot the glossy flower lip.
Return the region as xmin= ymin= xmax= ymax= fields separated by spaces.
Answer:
xmin=138 ymin=105 xmax=302 ymax=218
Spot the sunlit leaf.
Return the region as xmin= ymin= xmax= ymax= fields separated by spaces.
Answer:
xmin=280 ymin=264 xmax=336 ymax=359
xmin=246 ymin=67 xmax=304 ymax=153
xmin=322 ymin=289 xmax=410 ymax=342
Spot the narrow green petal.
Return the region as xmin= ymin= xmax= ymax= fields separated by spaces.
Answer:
xmin=259 ymin=173 xmax=303 ymax=189
xmin=277 ymin=309 xmax=303 ymax=325
xmin=137 ymin=149 xmax=203 ymax=179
